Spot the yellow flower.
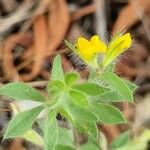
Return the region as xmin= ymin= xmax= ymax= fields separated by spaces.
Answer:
xmin=71 ymin=33 xmax=132 ymax=69
xmin=76 ymin=35 xmax=107 ymax=63
xmin=102 ymin=33 xmax=132 ymax=68
xmin=108 ymin=33 xmax=131 ymax=54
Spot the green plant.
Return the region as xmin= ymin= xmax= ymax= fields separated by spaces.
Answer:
xmin=110 ymin=129 xmax=150 ymax=150
xmin=0 ymin=33 xmax=137 ymax=150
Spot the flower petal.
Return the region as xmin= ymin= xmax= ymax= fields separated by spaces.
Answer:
xmin=76 ymin=37 xmax=91 ymax=51
xmin=90 ymin=35 xmax=107 ymax=53
xmin=103 ymin=33 xmax=132 ymax=68
xmin=76 ymin=37 xmax=93 ymax=60
xmin=107 ymin=33 xmax=131 ymax=54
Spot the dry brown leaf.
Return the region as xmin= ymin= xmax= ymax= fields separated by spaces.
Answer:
xmin=1 ymin=33 xmax=31 ymax=81
xmin=47 ymin=0 xmax=70 ymax=56
xmin=113 ymin=0 xmax=150 ymax=33
xmin=117 ymin=63 xmax=150 ymax=78
xmin=62 ymin=56 xmax=74 ymax=71
xmin=8 ymin=139 xmax=24 ymax=150
xmin=19 ymin=0 xmax=71 ymax=81
xmin=71 ymin=3 xmax=96 ymax=21
xmin=102 ymin=125 xmax=120 ymax=143
xmin=20 ymin=15 xmax=48 ymax=81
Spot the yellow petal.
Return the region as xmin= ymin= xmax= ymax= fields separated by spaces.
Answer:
xmin=75 ymin=35 xmax=107 ymax=68
xmin=108 ymin=33 xmax=132 ymax=54
xmin=78 ymin=46 xmax=94 ymax=61
xmin=90 ymin=35 xmax=101 ymax=45
xmin=103 ymin=33 xmax=132 ymax=68
xmin=76 ymin=37 xmax=91 ymax=51
xmin=119 ymin=33 xmax=132 ymax=51
xmin=90 ymin=35 xmax=107 ymax=53
xmin=76 ymin=37 xmax=93 ymax=60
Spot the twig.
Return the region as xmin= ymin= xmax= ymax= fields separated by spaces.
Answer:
xmin=71 ymin=3 xmax=96 ymax=21
xmin=0 ymin=0 xmax=34 ymax=36
xmin=16 ymin=48 xmax=70 ymax=71
xmin=0 ymin=108 xmax=11 ymax=112
xmin=94 ymin=0 xmax=107 ymax=41
xmin=0 ymin=0 xmax=16 ymax=12
xmin=26 ymin=80 xmax=48 ymax=87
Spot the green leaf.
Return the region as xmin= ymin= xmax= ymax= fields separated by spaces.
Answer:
xmin=111 ymin=131 xmax=130 ymax=149
xmin=91 ymin=103 xmax=126 ymax=124
xmin=79 ymin=137 xmax=101 ymax=150
xmin=69 ymin=90 xmax=89 ymax=107
xmin=63 ymin=102 xmax=97 ymax=124
xmin=72 ymin=82 xmax=104 ymax=96
xmin=103 ymin=61 xmax=115 ymax=72
xmin=64 ymin=40 xmax=76 ymax=51
xmin=117 ymin=129 xmax=150 ymax=150
xmin=80 ymin=141 xmax=99 ymax=150
xmin=55 ymin=145 xmax=75 ymax=150
xmin=95 ymin=80 xmax=137 ymax=102
xmin=96 ymin=91 xmax=126 ymax=102
xmin=63 ymin=102 xmax=98 ymax=140
xmin=123 ymin=79 xmax=137 ymax=92
xmin=22 ymin=129 xmax=44 ymax=146
xmin=88 ymin=70 xmax=111 ymax=89
xmin=84 ymin=121 xmax=98 ymax=140
xmin=89 ymin=70 xmax=137 ymax=94
xmin=59 ymin=108 xmax=75 ymax=126
xmin=48 ymin=80 xmax=65 ymax=98
xmin=4 ymin=105 xmax=44 ymax=139
xmin=44 ymin=111 xmax=58 ymax=150
xmin=51 ymin=55 xmax=64 ymax=82
xmin=65 ymin=72 xmax=79 ymax=86
xmin=57 ymin=127 xmax=74 ymax=147
xmin=101 ymin=72 xmax=133 ymax=101
xmin=0 ymin=82 xmax=46 ymax=102
xmin=49 ymin=80 xmax=65 ymax=90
